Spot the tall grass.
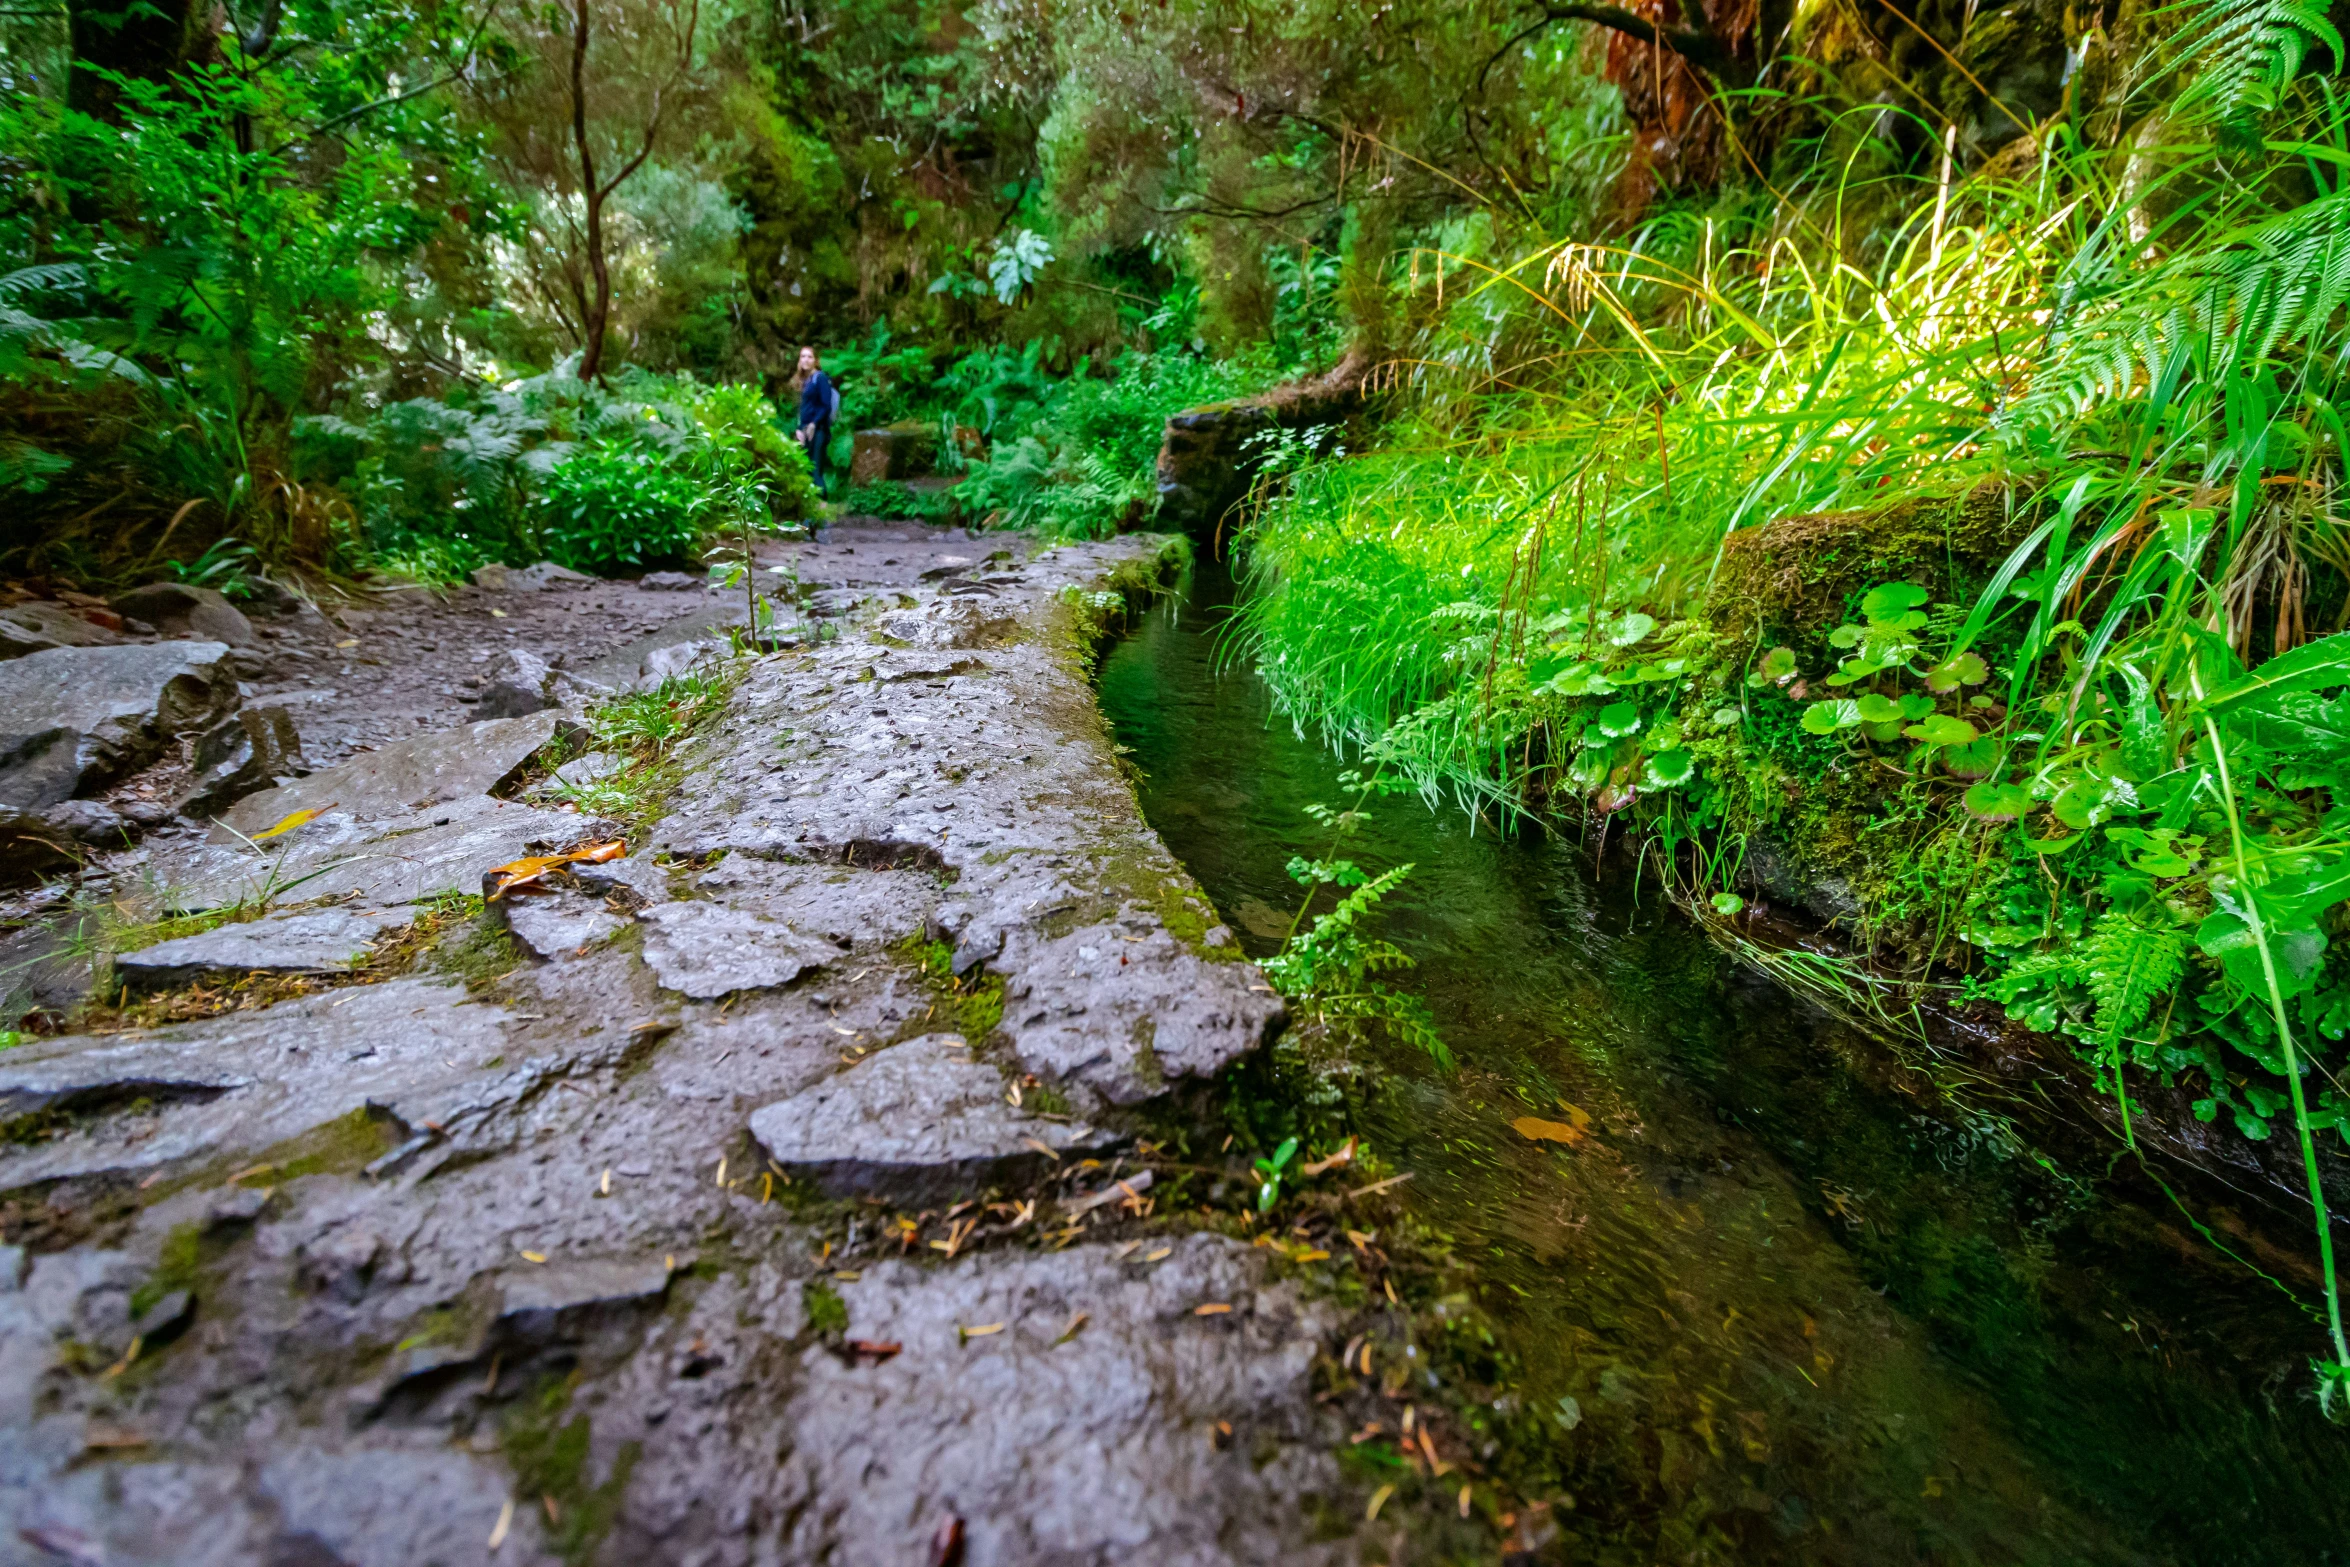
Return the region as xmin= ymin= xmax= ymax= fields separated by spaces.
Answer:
xmin=1233 ymin=5 xmax=2350 ymax=1396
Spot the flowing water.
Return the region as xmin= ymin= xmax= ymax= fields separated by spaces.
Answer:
xmin=1098 ymin=552 xmax=2350 ymax=1566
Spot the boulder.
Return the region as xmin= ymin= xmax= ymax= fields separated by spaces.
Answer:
xmin=468 ymin=563 xmax=512 ymax=592
xmin=636 ymin=638 xmax=729 ymax=688
xmin=34 ymin=799 xmax=128 ymax=846
xmin=638 ymin=571 xmax=703 ymax=591
xmin=108 ymin=582 xmax=258 ymax=648
xmin=511 ymin=561 xmax=595 ymax=592
xmin=747 ymin=1033 xmax=1122 ymax=1200
xmin=180 ymin=706 xmax=307 ymax=819
xmin=0 ymin=642 xmax=236 ymax=809
xmin=850 ymin=420 xmax=942 ymax=484
xmin=0 ymin=600 xmax=125 ymax=649
xmin=475 ymin=647 xmax=611 ymax=718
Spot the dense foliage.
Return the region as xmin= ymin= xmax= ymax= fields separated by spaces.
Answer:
xmin=1226 ymin=0 xmax=2350 ymax=1393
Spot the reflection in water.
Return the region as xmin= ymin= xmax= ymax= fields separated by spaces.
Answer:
xmin=1097 ymin=552 xmax=2350 ymax=1566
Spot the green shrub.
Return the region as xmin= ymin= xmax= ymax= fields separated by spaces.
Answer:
xmin=540 ymin=441 xmax=716 ymax=572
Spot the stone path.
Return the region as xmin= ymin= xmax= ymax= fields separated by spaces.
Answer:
xmin=0 ymin=530 xmax=1377 ymax=1567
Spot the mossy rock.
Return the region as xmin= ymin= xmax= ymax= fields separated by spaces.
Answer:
xmin=1708 ymin=482 xmax=2031 ymax=649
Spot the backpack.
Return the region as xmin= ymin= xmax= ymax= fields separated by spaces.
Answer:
xmin=826 ymin=378 xmax=841 ymax=422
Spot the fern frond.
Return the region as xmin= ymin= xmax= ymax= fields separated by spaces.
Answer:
xmin=2011 ymin=188 xmax=2350 ymax=428
xmin=2176 ymin=0 xmax=2341 ymax=120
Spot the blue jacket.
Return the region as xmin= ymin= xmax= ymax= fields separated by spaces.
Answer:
xmin=798 ymin=370 xmax=835 ymax=428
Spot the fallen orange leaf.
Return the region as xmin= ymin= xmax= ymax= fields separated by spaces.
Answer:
xmin=1512 ymin=1115 xmax=1586 ymax=1146
xmin=487 ymin=840 xmax=627 ymax=900
xmin=1194 ymin=1302 xmax=1233 ymax=1316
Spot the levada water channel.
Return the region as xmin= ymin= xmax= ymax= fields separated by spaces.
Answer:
xmin=1096 ymin=548 xmax=2350 ymax=1566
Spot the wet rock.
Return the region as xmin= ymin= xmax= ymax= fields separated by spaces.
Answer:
xmin=35 ymin=799 xmax=129 ymax=846
xmin=497 ymin=1255 xmax=675 ymax=1342
xmin=873 ymin=596 xmax=1015 ymax=649
xmin=108 ymin=582 xmax=259 ymax=648
xmin=761 ymin=1235 xmax=1343 ymax=1565
xmin=476 ymin=647 xmax=610 ymax=719
xmin=0 ymin=618 xmax=61 ymax=660
xmin=2 ymin=806 xmax=94 ymax=883
xmin=511 ymin=561 xmax=595 ymax=592
xmin=637 ymin=637 xmax=729 ymax=687
xmin=1005 ymin=924 xmax=1284 ymax=1107
xmin=568 ymin=851 xmax=670 ymax=906
xmin=638 ymin=900 xmax=836 ymax=998
xmin=113 ymin=905 xmax=409 ymax=989
xmin=0 ymin=1245 xmax=23 ymax=1290
xmin=128 ymin=1287 xmax=195 ymax=1345
xmin=691 ymin=860 xmax=935 ymax=949
xmin=0 ymin=600 xmax=125 ymax=649
xmin=500 ymin=894 xmax=627 ymax=961
xmin=0 ymin=641 xmax=235 ymax=808
xmin=654 ymin=536 xmax=1283 ymax=1108
xmin=639 ymin=571 xmax=703 ymax=591
xmin=551 ymin=750 xmax=625 ymax=789
xmin=180 ymin=705 xmax=308 ymax=818
xmin=215 ymin=710 xmax=567 ymax=831
xmin=204 ymin=1186 xmax=271 ymax=1229
xmin=0 ymin=921 xmax=92 ymax=1023
xmin=0 ymin=978 xmax=511 ymax=1186
xmin=750 ymin=1034 xmax=1120 ymax=1201
xmin=1155 ymin=350 xmax=1370 ymax=533
xmin=165 ymin=793 xmax=579 ymax=914
xmin=297 ymin=1228 xmax=384 ymax=1303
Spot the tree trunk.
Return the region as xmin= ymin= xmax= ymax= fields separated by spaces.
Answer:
xmin=571 ymin=0 xmax=614 ymax=382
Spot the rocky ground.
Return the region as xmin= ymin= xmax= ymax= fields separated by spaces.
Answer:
xmin=0 ymin=528 xmax=1401 ymax=1567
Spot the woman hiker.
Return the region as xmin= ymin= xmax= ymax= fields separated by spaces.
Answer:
xmin=795 ymin=346 xmax=838 ymax=497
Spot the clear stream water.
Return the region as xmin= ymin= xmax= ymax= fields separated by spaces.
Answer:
xmin=1097 ymin=552 xmax=2350 ymax=1567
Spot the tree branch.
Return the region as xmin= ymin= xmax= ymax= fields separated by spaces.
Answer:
xmin=1537 ymin=3 xmax=1735 ymax=77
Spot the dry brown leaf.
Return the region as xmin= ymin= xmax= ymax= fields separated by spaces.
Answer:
xmin=1299 ymin=1137 xmax=1357 ymax=1177
xmin=846 ymin=1339 xmax=902 ymax=1362
xmin=1194 ymin=1302 xmax=1232 ymax=1316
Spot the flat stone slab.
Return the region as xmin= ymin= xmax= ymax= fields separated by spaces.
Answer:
xmin=496 ymin=1255 xmax=676 ymax=1341
xmin=638 ymin=899 xmax=838 ymax=998
xmin=0 ymin=641 xmax=235 ymax=808
xmin=160 ymin=793 xmax=578 ymax=914
xmin=0 ymin=978 xmax=511 ymax=1187
xmin=748 ymin=1033 xmax=1121 ymax=1200
xmin=763 ymin=1235 xmax=1345 ymax=1564
xmin=216 ymin=710 xmax=565 ymax=832
xmin=501 ymin=894 xmax=627 ymax=960
xmin=114 ymin=905 xmax=414 ymax=988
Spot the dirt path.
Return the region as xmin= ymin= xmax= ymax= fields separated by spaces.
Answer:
xmin=0 ymin=527 xmax=1394 ymax=1567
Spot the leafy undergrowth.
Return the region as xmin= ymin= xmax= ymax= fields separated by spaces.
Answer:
xmin=1229 ymin=0 xmax=2350 ymax=1398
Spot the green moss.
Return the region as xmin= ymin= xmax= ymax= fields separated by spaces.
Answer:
xmin=129 ymin=1221 xmax=205 ymax=1319
xmin=803 ymin=1278 xmax=849 ymax=1336
xmin=896 ymin=933 xmax=1008 ymax=1041
xmin=503 ymin=1374 xmax=640 ymax=1566
xmin=436 ymin=910 xmax=524 ymax=991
